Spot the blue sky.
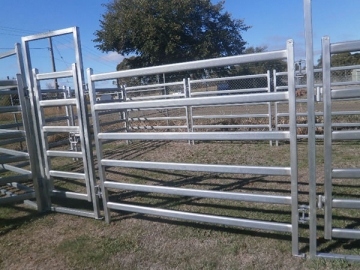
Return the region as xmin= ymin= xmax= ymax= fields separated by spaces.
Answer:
xmin=1 ymin=0 xmax=360 ymax=84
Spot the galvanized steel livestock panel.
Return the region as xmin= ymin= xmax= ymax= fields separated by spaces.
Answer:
xmin=123 ymin=81 xmax=189 ymax=133
xmin=88 ymin=40 xmax=300 ymax=256
xmin=274 ymin=65 xmax=360 ymax=143
xmin=31 ymin=64 xmax=100 ymax=219
xmin=21 ymin=27 xmax=99 ymax=217
xmin=315 ymin=36 xmax=360 ymax=261
xmin=188 ymin=72 xmax=273 ymax=145
xmin=0 ymin=44 xmax=46 ymax=210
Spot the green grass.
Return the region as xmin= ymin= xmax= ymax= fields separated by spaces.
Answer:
xmin=1 ymin=139 xmax=360 ymax=268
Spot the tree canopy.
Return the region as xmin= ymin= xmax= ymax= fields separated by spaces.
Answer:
xmin=94 ymin=0 xmax=250 ymax=69
xmin=232 ymin=46 xmax=287 ymax=75
xmin=317 ymin=52 xmax=360 ymax=68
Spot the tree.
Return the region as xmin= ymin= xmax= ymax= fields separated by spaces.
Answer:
xmin=316 ymin=52 xmax=360 ymax=68
xmin=94 ymin=0 xmax=250 ymax=70
xmin=232 ymin=46 xmax=287 ymax=75
xmin=316 ymin=52 xmax=360 ymax=82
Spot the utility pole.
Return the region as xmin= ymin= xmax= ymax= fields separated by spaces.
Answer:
xmin=48 ymin=37 xmax=58 ymax=89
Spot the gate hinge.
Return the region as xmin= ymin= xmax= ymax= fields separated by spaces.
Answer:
xmin=298 ymin=205 xmax=310 ymax=224
xmin=95 ymin=185 xmax=102 ymax=198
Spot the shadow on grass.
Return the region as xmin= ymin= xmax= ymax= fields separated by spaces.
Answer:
xmin=111 ymin=211 xmax=309 ymax=246
xmin=0 ymin=204 xmax=45 ymax=237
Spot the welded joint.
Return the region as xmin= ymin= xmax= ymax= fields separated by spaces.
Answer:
xmin=298 ymin=205 xmax=310 ymax=224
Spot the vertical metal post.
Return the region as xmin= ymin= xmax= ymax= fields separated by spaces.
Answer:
xmin=21 ymin=38 xmax=50 ymax=212
xmin=48 ymin=37 xmax=58 ymax=89
xmin=73 ymin=28 xmax=101 ymax=219
xmin=87 ymin=68 xmax=111 ymax=222
xmin=16 ymin=73 xmax=51 ymax=211
xmin=273 ymin=70 xmax=279 ymax=147
xmin=322 ymin=36 xmax=332 ymax=240
xmin=304 ymin=0 xmax=317 ymax=258
xmin=287 ymin=39 xmax=299 ymax=256
xmin=267 ymin=70 xmax=273 ymax=146
xmin=187 ymin=78 xmax=194 ymax=144
xmin=122 ymin=85 xmax=130 ymax=145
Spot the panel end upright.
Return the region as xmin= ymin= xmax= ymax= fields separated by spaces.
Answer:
xmin=304 ymin=0 xmax=317 ymax=259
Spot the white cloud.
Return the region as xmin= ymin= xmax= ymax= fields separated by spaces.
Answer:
xmin=99 ymin=51 xmax=124 ymax=62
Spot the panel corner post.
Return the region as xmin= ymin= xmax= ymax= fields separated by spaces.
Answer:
xmin=87 ymin=68 xmax=111 ymax=223
xmin=304 ymin=0 xmax=317 ymax=259
xmin=322 ymin=36 xmax=332 ymax=240
xmin=286 ymin=39 xmax=299 ymax=256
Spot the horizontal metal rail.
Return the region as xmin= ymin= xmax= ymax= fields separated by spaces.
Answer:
xmin=46 ymin=150 xmax=83 ymax=159
xmin=0 ymin=155 xmax=29 ymax=164
xmin=125 ymin=81 xmax=184 ymax=91
xmin=51 ymin=190 xmax=90 ymax=200
xmin=332 ymin=168 xmax=360 ymax=178
xmin=332 ymin=199 xmax=360 ymax=209
xmin=129 ymin=116 xmax=186 ymax=121
xmin=0 ymin=173 xmax=32 ymax=185
xmin=0 ymin=137 xmax=26 ymax=146
xmin=331 ymin=40 xmax=360 ymax=54
xmin=0 ymin=49 xmax=16 ymax=59
xmin=22 ymin=26 xmax=78 ymax=41
xmin=101 ymin=159 xmax=291 ymax=176
xmin=0 ymin=192 xmax=36 ymax=205
xmin=0 ymin=106 xmax=22 ymax=113
xmin=107 ymin=202 xmax=292 ymax=232
xmin=91 ymin=49 xmax=287 ymax=81
xmin=190 ymin=74 xmax=267 ymax=84
xmin=39 ymin=98 xmax=77 ymax=107
xmin=193 ymin=124 xmax=270 ymax=129
xmin=7 ymin=182 xmax=34 ymax=191
xmin=42 ymin=126 xmax=80 ymax=133
xmin=0 ymin=129 xmax=25 ymax=136
xmin=0 ymin=89 xmax=18 ymax=94
xmin=94 ymin=92 xmax=289 ymax=111
xmin=0 ymin=122 xmax=24 ymax=129
xmin=104 ymin=181 xmax=292 ymax=204
xmin=126 ymin=94 xmax=185 ymax=101
xmin=0 ymin=164 xmax=31 ymax=175
xmin=50 ymin=206 xmax=96 ymax=218
xmin=332 ymin=130 xmax=360 ymax=140
xmin=49 ymin=170 xmax=85 ymax=180
xmin=193 ymin=114 xmax=269 ymax=119
xmin=317 ymin=253 xmax=360 ymax=261
xmin=191 ymin=102 xmax=269 ymax=108
xmin=332 ymin=228 xmax=360 ymax=239
xmin=0 ymin=80 xmax=17 ymax=87
xmin=191 ymin=88 xmax=268 ymax=96
xmin=98 ymin=131 xmax=290 ymax=141
xmin=331 ymin=88 xmax=360 ymax=99
xmin=36 ymin=70 xmax=73 ymax=80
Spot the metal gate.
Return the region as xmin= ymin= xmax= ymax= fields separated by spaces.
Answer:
xmin=87 ymin=40 xmax=301 ymax=256
xmin=312 ymin=37 xmax=360 ymax=260
xmin=21 ymin=28 xmax=100 ymax=218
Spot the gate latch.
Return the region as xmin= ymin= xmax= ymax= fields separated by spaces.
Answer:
xmin=95 ymin=185 xmax=102 ymax=198
xmin=318 ymin=195 xmax=325 ymax=209
xmin=298 ymin=205 xmax=309 ymax=224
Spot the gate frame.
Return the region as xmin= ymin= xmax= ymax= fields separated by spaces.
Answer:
xmin=21 ymin=27 xmax=100 ymax=218
xmin=87 ymin=39 xmax=300 ymax=256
